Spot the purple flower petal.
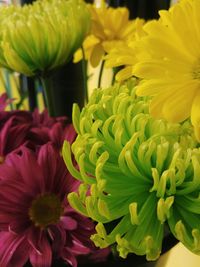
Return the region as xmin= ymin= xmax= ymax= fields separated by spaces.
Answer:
xmin=70 ymin=240 xmax=91 ymax=255
xmin=63 ymin=124 xmax=77 ymax=144
xmin=48 ymin=224 xmax=66 ymax=255
xmin=0 ymin=93 xmax=14 ymax=112
xmin=8 ymin=234 xmax=30 ymax=267
xmin=29 ymin=235 xmax=52 ymax=267
xmin=37 ymin=143 xmax=58 ymax=192
xmin=0 ymin=163 xmax=21 ymax=181
xmin=27 ymin=227 xmax=43 ymax=254
xmin=0 ymin=143 xmax=103 ymax=266
xmin=6 ymin=147 xmax=45 ymax=194
xmin=0 ymin=232 xmax=29 ymax=267
xmin=60 ymin=216 xmax=78 ymax=231
xmin=61 ymin=247 xmax=77 ymax=267
xmin=9 ymin=218 xmax=30 ymax=234
xmin=0 ymin=116 xmax=30 ymax=156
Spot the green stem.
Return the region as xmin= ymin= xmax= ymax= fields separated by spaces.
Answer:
xmin=98 ymin=59 xmax=105 ymax=88
xmin=81 ymin=46 xmax=88 ymax=104
xmin=40 ymin=75 xmax=56 ymax=117
xmin=4 ymin=70 xmax=13 ymax=110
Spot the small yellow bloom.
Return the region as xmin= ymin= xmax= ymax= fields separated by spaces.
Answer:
xmin=74 ymin=3 xmax=136 ymax=67
xmin=131 ymin=0 xmax=200 ymax=141
xmin=104 ymin=18 xmax=146 ymax=81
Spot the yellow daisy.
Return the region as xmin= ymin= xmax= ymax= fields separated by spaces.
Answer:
xmin=132 ymin=0 xmax=200 ymax=141
xmin=73 ymin=3 xmax=137 ymax=67
xmin=104 ymin=18 xmax=146 ymax=81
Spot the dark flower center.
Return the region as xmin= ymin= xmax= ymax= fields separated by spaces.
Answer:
xmin=29 ymin=194 xmax=63 ymax=228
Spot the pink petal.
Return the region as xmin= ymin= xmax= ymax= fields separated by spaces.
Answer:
xmin=8 ymin=235 xmax=30 ymax=267
xmin=70 ymin=239 xmax=91 ymax=255
xmin=64 ymin=171 xmax=80 ymax=193
xmin=88 ymin=247 xmax=110 ymax=263
xmin=27 ymin=227 xmax=43 ymax=254
xmin=48 ymin=224 xmax=66 ymax=254
xmin=61 ymin=247 xmax=77 ymax=267
xmin=37 ymin=143 xmax=57 ymax=192
xmin=7 ymin=147 xmax=45 ymax=194
xmin=29 ymin=235 xmax=52 ymax=267
xmin=49 ymin=122 xmax=63 ymax=148
xmin=0 ymin=179 xmax=32 ymax=210
xmin=0 ymin=93 xmax=9 ymax=111
xmin=0 ymin=232 xmax=29 ymax=267
xmin=9 ymin=218 xmax=30 ymax=234
xmin=0 ymin=164 xmax=21 ymax=181
xmin=0 ymin=117 xmax=30 ymax=156
xmin=63 ymin=124 xmax=77 ymax=144
xmin=60 ymin=216 xmax=78 ymax=230
xmin=38 ymin=143 xmax=69 ymax=197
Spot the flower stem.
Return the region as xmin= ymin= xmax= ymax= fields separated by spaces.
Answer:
xmin=81 ymin=46 xmax=88 ymax=104
xmin=40 ymin=75 xmax=56 ymax=117
xmin=98 ymin=59 xmax=105 ymax=88
xmin=27 ymin=77 xmax=37 ymax=112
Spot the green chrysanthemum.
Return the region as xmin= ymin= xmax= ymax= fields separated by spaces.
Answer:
xmin=0 ymin=0 xmax=90 ymax=76
xmin=63 ymin=79 xmax=200 ymax=261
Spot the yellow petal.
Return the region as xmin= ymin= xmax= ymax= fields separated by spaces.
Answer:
xmin=162 ymin=84 xmax=197 ymax=123
xmin=191 ymin=91 xmax=200 ymax=126
xmin=73 ymin=48 xmax=83 ymax=63
xmin=133 ymin=61 xmax=167 ymax=79
xmin=116 ymin=66 xmax=133 ymax=82
xmin=90 ymin=43 xmax=104 ymax=67
xmin=193 ymin=124 xmax=200 ymax=143
xmin=136 ymin=80 xmax=174 ymax=96
xmin=149 ymin=84 xmax=197 ymax=122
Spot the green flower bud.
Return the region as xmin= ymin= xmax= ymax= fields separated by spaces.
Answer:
xmin=0 ymin=0 xmax=90 ymax=76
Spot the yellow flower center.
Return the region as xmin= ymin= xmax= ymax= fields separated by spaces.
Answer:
xmin=29 ymin=194 xmax=63 ymax=228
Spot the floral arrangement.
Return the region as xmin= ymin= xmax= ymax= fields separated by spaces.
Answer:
xmin=0 ymin=0 xmax=200 ymax=266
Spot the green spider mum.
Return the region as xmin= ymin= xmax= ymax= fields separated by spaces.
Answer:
xmin=0 ymin=0 xmax=90 ymax=76
xmin=63 ymin=79 xmax=200 ymax=261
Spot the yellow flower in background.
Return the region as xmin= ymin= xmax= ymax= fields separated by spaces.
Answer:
xmin=132 ymin=0 xmax=200 ymax=141
xmin=104 ymin=18 xmax=146 ymax=81
xmin=74 ymin=3 xmax=137 ymax=67
xmin=0 ymin=0 xmax=90 ymax=76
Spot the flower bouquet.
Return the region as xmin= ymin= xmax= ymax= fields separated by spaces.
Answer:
xmin=0 ymin=0 xmax=200 ymax=267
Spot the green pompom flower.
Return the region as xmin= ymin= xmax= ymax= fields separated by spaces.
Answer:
xmin=0 ymin=0 xmax=90 ymax=76
xmin=63 ymin=79 xmax=200 ymax=261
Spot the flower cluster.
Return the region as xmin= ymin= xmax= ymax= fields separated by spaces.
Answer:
xmin=0 ymin=94 xmax=109 ymax=267
xmin=132 ymin=0 xmax=200 ymax=142
xmin=0 ymin=95 xmax=75 ymax=161
xmin=74 ymin=1 xmax=143 ymax=68
xmin=104 ymin=18 xmax=146 ymax=81
xmin=103 ymin=0 xmax=200 ymax=142
xmin=0 ymin=0 xmax=90 ymax=76
xmin=63 ymin=79 xmax=200 ymax=261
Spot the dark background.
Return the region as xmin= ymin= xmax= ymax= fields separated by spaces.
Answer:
xmin=21 ymin=0 xmax=171 ymax=19
xmin=107 ymin=0 xmax=170 ymax=19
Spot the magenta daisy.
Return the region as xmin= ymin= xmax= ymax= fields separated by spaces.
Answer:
xmin=29 ymin=109 xmax=76 ymax=149
xmin=0 ymin=93 xmax=12 ymax=111
xmin=0 ymin=111 xmax=32 ymax=162
xmin=0 ymin=107 xmax=76 ymax=163
xmin=0 ymin=143 xmax=102 ymax=267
